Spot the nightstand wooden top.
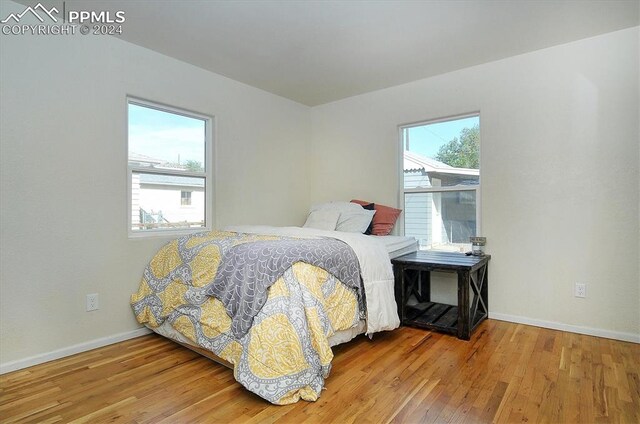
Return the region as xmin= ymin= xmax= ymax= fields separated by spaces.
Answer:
xmin=391 ymin=251 xmax=490 ymax=271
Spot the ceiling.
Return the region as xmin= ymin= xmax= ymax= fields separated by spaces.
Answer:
xmin=26 ymin=0 xmax=640 ymax=106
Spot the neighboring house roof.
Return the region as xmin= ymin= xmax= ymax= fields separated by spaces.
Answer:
xmin=139 ymin=173 xmax=204 ymax=188
xmin=131 ymin=152 xmax=203 ymax=188
xmin=129 ymin=152 xmax=164 ymax=165
xmin=404 ymin=150 xmax=479 ymax=176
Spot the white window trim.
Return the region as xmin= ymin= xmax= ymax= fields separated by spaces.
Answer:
xmin=126 ymin=96 xmax=215 ymax=238
xmin=397 ymin=112 xmax=481 ymax=238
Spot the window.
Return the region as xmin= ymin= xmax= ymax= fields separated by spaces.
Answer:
xmin=128 ymin=98 xmax=213 ymax=236
xmin=400 ymin=114 xmax=480 ymax=252
xmin=181 ymin=191 xmax=192 ymax=206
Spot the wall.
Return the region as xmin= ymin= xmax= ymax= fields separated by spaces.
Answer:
xmin=310 ymin=27 xmax=640 ymax=339
xmin=0 ymin=1 xmax=310 ymax=366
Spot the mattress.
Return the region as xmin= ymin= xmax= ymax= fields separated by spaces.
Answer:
xmin=374 ymin=235 xmax=418 ymax=259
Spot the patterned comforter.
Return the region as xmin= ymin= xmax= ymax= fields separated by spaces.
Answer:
xmin=131 ymin=230 xmax=365 ymax=404
xmin=206 ymin=237 xmax=365 ymax=339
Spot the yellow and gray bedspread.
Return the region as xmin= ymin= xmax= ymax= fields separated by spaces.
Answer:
xmin=130 ymin=231 xmax=364 ymax=404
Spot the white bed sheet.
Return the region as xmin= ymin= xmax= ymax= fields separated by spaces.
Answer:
xmin=374 ymin=235 xmax=418 ymax=259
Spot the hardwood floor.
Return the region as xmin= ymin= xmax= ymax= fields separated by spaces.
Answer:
xmin=1 ymin=320 xmax=639 ymax=423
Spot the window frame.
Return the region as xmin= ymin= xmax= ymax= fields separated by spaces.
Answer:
xmin=126 ymin=96 xmax=214 ymax=238
xmin=397 ymin=112 xmax=481 ymax=246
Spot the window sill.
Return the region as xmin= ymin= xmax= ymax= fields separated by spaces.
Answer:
xmin=128 ymin=226 xmax=210 ymax=240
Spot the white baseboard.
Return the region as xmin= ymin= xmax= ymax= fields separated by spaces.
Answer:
xmin=0 ymin=327 xmax=152 ymax=375
xmin=489 ymin=312 xmax=640 ymax=343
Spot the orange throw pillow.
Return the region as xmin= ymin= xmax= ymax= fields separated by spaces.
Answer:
xmin=351 ymin=200 xmax=402 ymax=236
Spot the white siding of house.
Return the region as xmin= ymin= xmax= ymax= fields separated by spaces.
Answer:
xmin=404 ymin=171 xmax=430 ymax=246
xmin=403 ymin=170 xmax=448 ymax=248
xmin=131 ymin=173 xmax=141 ymax=228
xmin=138 ymin=185 xmax=205 ymax=226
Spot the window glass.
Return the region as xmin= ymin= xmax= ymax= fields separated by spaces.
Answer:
xmin=402 ymin=115 xmax=480 ymax=252
xmin=128 ymin=103 xmax=206 ymax=171
xmin=403 ymin=116 xmax=479 ymax=188
xmin=128 ymin=99 xmax=211 ymax=235
xmin=405 ymin=191 xmax=477 ymax=251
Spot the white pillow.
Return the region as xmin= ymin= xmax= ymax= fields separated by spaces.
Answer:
xmin=303 ymin=210 xmax=341 ymax=230
xmin=335 ymin=209 xmax=376 ymax=233
xmin=309 ymin=201 xmax=375 ymax=233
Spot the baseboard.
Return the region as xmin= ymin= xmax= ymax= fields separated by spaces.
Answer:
xmin=0 ymin=327 xmax=152 ymax=375
xmin=489 ymin=312 xmax=640 ymax=343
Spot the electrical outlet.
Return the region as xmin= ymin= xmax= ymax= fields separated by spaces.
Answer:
xmin=574 ymin=283 xmax=586 ymax=298
xmin=86 ymin=293 xmax=99 ymax=311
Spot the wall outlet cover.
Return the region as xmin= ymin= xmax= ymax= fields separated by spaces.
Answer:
xmin=86 ymin=293 xmax=99 ymax=311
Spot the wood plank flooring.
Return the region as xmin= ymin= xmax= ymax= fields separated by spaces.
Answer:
xmin=1 ymin=320 xmax=639 ymax=423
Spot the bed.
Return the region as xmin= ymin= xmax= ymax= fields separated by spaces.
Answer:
xmin=130 ymin=225 xmax=417 ymax=404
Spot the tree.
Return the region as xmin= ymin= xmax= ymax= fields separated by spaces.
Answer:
xmin=184 ymin=160 xmax=204 ymax=172
xmin=435 ymin=124 xmax=479 ymax=169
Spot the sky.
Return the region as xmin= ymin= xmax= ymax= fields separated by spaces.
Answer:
xmin=128 ymin=103 xmax=206 ymax=165
xmin=405 ymin=115 xmax=479 ymax=158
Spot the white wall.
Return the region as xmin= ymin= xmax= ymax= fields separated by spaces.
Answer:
xmin=0 ymin=1 xmax=310 ymax=365
xmin=310 ymin=28 xmax=640 ymax=339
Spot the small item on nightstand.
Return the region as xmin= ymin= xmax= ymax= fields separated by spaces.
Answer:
xmin=470 ymin=237 xmax=486 ymax=256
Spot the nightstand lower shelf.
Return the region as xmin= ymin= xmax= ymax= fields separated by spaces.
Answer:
xmin=405 ymin=302 xmax=459 ymax=332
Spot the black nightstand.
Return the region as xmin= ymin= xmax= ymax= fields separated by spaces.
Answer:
xmin=391 ymin=251 xmax=490 ymax=340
